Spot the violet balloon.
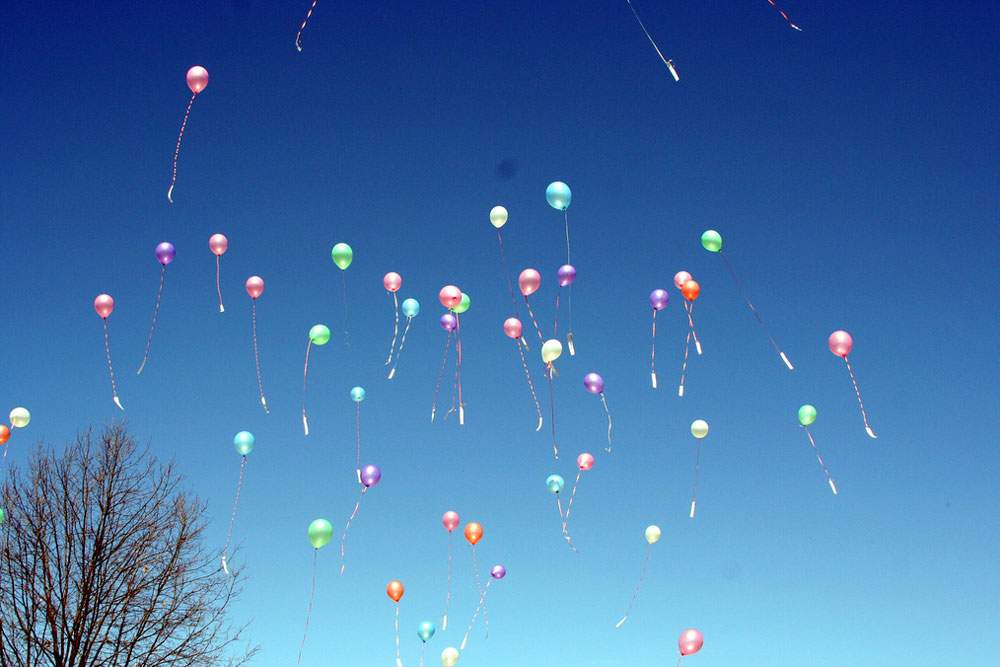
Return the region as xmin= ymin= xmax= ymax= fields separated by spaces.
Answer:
xmin=678 ymin=628 xmax=704 ymax=656
xmin=828 ymin=330 xmax=853 ymax=358
xmin=583 ymin=372 xmax=605 ymax=395
xmin=490 ymin=564 xmax=506 ymax=580
xmin=155 ymin=242 xmax=176 ymax=265
xmin=649 ymin=289 xmax=669 ymax=311
xmin=440 ymin=313 xmax=458 ymax=332
xmin=360 ymin=464 xmax=382 ymax=488
xmin=557 ymin=264 xmax=577 ymax=287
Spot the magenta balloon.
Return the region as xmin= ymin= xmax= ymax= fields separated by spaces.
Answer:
xmin=440 ymin=313 xmax=457 ymax=332
xmin=518 ymin=269 xmax=541 ymax=296
xmin=557 ymin=264 xmax=577 ymax=287
xmin=360 ymin=464 xmax=382 ymax=488
xmin=442 ymin=511 xmax=460 ymax=532
xmin=490 ymin=564 xmax=507 ymax=580
xmin=383 ymin=272 xmax=402 ymax=292
xmin=94 ymin=294 xmax=114 ymax=319
xmin=649 ymin=289 xmax=669 ymax=311
xmin=678 ymin=628 xmax=704 ymax=656
xmin=186 ymin=66 xmax=209 ymax=94
xmin=673 ymin=271 xmax=692 ymax=290
xmin=828 ymin=330 xmax=853 ymax=358
xmin=439 ymin=285 xmax=462 ymax=309
xmin=503 ymin=317 xmax=523 ymax=339
xmin=577 ymin=452 xmax=595 ymax=471
xmin=245 ymin=276 xmax=264 ymax=299
xmin=155 ymin=242 xmax=176 ymax=265
xmin=583 ymin=372 xmax=605 ymax=395
xmin=208 ymin=233 xmax=228 ymax=256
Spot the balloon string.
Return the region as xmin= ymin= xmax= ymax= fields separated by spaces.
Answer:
xmin=251 ymin=300 xmax=269 ymax=413
xmin=497 ymin=229 xmax=520 ymax=319
xmin=354 ymin=402 xmax=362 ymax=484
xmin=102 ymin=318 xmax=123 ymax=411
xmin=678 ymin=329 xmax=691 ymax=397
xmin=676 ymin=657 xmax=684 ymax=667
xmin=296 ymin=549 xmax=317 ymax=666
xmin=302 ymin=340 xmax=312 ymax=435
xmin=456 ymin=313 xmax=465 ymax=425
xmin=567 ymin=285 xmax=575 ymax=356
xmin=563 ymin=210 xmax=571 ymax=264
xmin=221 ymin=455 xmax=247 ymax=573
xmin=766 ymin=0 xmax=802 ymax=30
xmin=650 ymin=310 xmax=658 ymax=388
xmin=137 ymin=265 xmax=167 ymax=376
xmin=340 ymin=270 xmax=350 ymax=349
xmin=385 ymin=291 xmax=400 ymax=366
xmin=561 ymin=482 xmax=579 ymax=553
xmin=623 ymin=0 xmax=678 ymax=79
xmin=720 ymin=252 xmax=792 ymax=370
xmin=419 ymin=643 xmax=425 ymax=667
xmin=690 ymin=440 xmax=703 ymax=519
xmin=469 ymin=545 xmax=489 ymax=640
xmin=442 ymin=532 xmax=454 ymax=630
xmin=215 ymin=255 xmax=225 ymax=313
xmin=394 ymin=603 xmax=403 ymax=667
xmin=553 ymin=293 xmax=560 ymax=338
xmin=564 ymin=472 xmax=582 ymax=523
xmin=546 ymin=364 xmax=559 ymax=460
xmin=339 ymin=486 xmax=366 ymax=575
xmin=431 ymin=332 xmax=453 ymax=422
xmin=600 ymin=393 xmax=613 ymax=451
xmin=295 ymin=0 xmax=320 ymax=51
xmin=515 ymin=340 xmax=544 ymax=432
xmin=844 ymin=356 xmax=877 ymax=439
xmin=803 ymin=427 xmax=838 ymax=495
xmin=523 ymin=296 xmax=545 ymax=344
xmin=684 ymin=301 xmax=702 ymax=355
xmin=167 ymin=92 xmax=196 ymax=203
xmin=460 ymin=579 xmax=493 ymax=651
xmin=388 ymin=316 xmax=413 ymax=380
xmin=615 ymin=544 xmax=652 ymax=628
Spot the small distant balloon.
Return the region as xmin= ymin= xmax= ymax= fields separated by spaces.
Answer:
xmin=387 ymin=579 xmax=405 ymax=602
xmin=577 ymin=452 xmax=595 ymax=470
xmin=673 ymin=271 xmax=692 ymax=290
xmin=490 ymin=564 xmax=507 ymax=580
xmin=309 ymin=324 xmax=331 ymax=345
xmin=246 ymin=276 xmax=264 ymax=299
xmin=828 ymin=330 xmax=853 ymax=357
xmin=798 ymin=404 xmax=817 ymax=426
xmin=490 ymin=206 xmax=508 ymax=229
xmin=649 ymin=289 xmax=669 ymax=311
xmin=691 ymin=419 xmax=709 ymax=439
xmin=503 ymin=317 xmax=523 ymax=339
xmin=350 ymin=386 xmax=366 ymax=402
xmin=441 ymin=647 xmax=460 ymax=667
xmin=209 ymin=233 xmax=228 ymax=256
xmin=360 ymin=464 xmax=382 ymax=488
xmin=442 ymin=511 xmax=460 ymax=532
xmin=700 ymin=229 xmax=723 ymax=253
xmin=645 ymin=525 xmax=661 ymax=544
xmin=453 ymin=293 xmax=471 ymax=314
xmin=518 ymin=269 xmax=541 ymax=297
xmin=383 ymin=272 xmax=402 ymax=292
xmin=331 ymin=243 xmax=353 ymax=270
xmin=307 ymin=519 xmax=333 ymax=549
xmin=418 ymin=621 xmax=436 ymax=643
xmin=679 ymin=628 xmax=704 ymax=656
xmin=0 ymin=426 xmax=10 ymax=446
xmin=828 ymin=330 xmax=877 ymax=438
xmin=402 ymin=298 xmax=420 ymax=317
xmin=440 ymin=313 xmax=458 ymax=331
xmin=155 ymin=242 xmax=176 ymax=265
xmin=545 ymin=181 xmax=572 ymax=210
xmin=9 ymin=407 xmax=31 ymax=429
xmin=557 ymin=264 xmax=577 ymax=287
xmin=546 ymin=474 xmax=565 ymax=494
xmin=439 ymin=285 xmax=462 ymax=309
xmin=681 ymin=280 xmax=701 ymax=302
xmin=94 ymin=294 xmax=114 ymax=319
xmin=167 ymin=66 xmax=210 ymax=203
xmin=233 ymin=430 xmax=255 ymax=456
xmin=541 ymin=339 xmax=563 ymax=363
xmin=463 ymin=522 xmax=483 ymax=545
xmin=186 ymin=66 xmax=209 ymax=93
xmin=583 ymin=373 xmax=605 ymax=395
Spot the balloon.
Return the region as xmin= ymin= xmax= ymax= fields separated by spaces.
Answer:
xmin=645 ymin=524 xmax=661 ymax=544
xmin=541 ymin=339 xmax=563 ymax=363
xmin=583 ymin=372 xmax=605 ymax=395
xmin=350 ymin=386 xmax=366 ymax=403
xmin=442 ymin=510 xmax=460 ymax=532
xmin=463 ymin=522 xmax=483 ymax=545
xmin=0 ymin=425 xmax=9 ymax=445
xmin=828 ymin=330 xmax=853 ymax=357
xmin=402 ymin=298 xmax=420 ymax=318
xmin=440 ymin=313 xmax=458 ymax=331
xmin=673 ymin=271 xmax=692 ymax=290
xmin=383 ymin=272 xmax=402 ymax=292
xmin=798 ymin=404 xmax=817 ymax=426
xmin=439 ymin=285 xmax=462 ymax=309
xmin=490 ymin=564 xmax=507 ymax=580
xmin=331 ymin=243 xmax=353 ymax=270
xmin=233 ymin=430 xmax=254 ymax=456
xmin=155 ymin=242 xmax=176 ymax=265
xmin=417 ymin=621 xmax=437 ymax=643
xmin=557 ymin=264 xmax=577 ymax=287
xmin=307 ymin=518 xmax=333 ymax=549
xmin=518 ymin=269 xmax=541 ymax=296
xmin=386 ymin=579 xmax=405 ymax=602
xmin=649 ymin=289 xmax=669 ymax=311
xmin=209 ymin=233 xmax=228 ymax=256
xmin=0 ymin=507 xmax=5 ymax=525
xmin=679 ymin=628 xmax=704 ymax=656
xmin=545 ymin=181 xmax=572 ymax=210
xmin=9 ymin=407 xmax=30 ymax=429
xmin=453 ymin=293 xmax=471 ymax=314
xmin=441 ymin=647 xmax=460 ymax=667
xmin=309 ymin=324 xmax=331 ymax=345
xmin=360 ymin=464 xmax=382 ymax=488
xmin=186 ymin=65 xmax=209 ymax=94
xmin=245 ymin=276 xmax=264 ymax=299
xmin=577 ymin=452 xmax=595 ymax=471
xmin=691 ymin=419 xmax=709 ymax=439
xmin=701 ymin=229 xmax=723 ymax=253
xmin=503 ymin=317 xmax=523 ymax=339
xmin=546 ymin=474 xmax=565 ymax=494
xmin=489 ymin=205 xmax=508 ymax=229
xmin=681 ymin=280 xmax=701 ymax=302
xmin=94 ymin=294 xmax=114 ymax=319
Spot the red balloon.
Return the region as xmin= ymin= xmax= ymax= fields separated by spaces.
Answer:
xmin=442 ymin=510 xmax=460 ymax=532
xmin=576 ymin=452 xmax=595 ymax=471
xmin=245 ymin=276 xmax=264 ymax=299
xmin=678 ymin=628 xmax=704 ymax=656
xmin=828 ymin=330 xmax=853 ymax=358
xmin=681 ymin=280 xmax=700 ymax=302
xmin=186 ymin=66 xmax=209 ymax=94
xmin=0 ymin=425 xmax=10 ymax=446
xmin=94 ymin=294 xmax=114 ymax=319
xmin=518 ymin=269 xmax=541 ymax=296
xmin=503 ymin=317 xmax=523 ymax=339
xmin=463 ymin=521 xmax=483 ymax=545
xmin=383 ymin=272 xmax=402 ymax=293
xmin=439 ymin=285 xmax=462 ymax=309
xmin=673 ymin=271 xmax=693 ymax=290
xmin=209 ymin=233 xmax=228 ymax=256
xmin=386 ymin=580 xmax=405 ymax=602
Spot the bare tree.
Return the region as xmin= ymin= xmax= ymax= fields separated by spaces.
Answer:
xmin=0 ymin=424 xmax=257 ymax=667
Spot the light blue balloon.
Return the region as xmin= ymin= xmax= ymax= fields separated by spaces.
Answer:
xmin=545 ymin=181 xmax=572 ymax=211
xmin=417 ymin=620 xmax=436 ymax=643
xmin=545 ymin=474 xmax=565 ymax=494
xmin=233 ymin=431 xmax=255 ymax=456
xmin=350 ymin=386 xmax=366 ymax=403
xmin=402 ymin=298 xmax=420 ymax=318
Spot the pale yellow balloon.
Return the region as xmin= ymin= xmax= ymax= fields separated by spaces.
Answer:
xmin=541 ymin=339 xmax=563 ymax=363
xmin=690 ymin=419 xmax=709 ymax=439
xmin=441 ymin=647 xmax=460 ymax=667
xmin=9 ymin=407 xmax=30 ymax=429
xmin=489 ymin=205 xmax=508 ymax=229
xmin=645 ymin=525 xmax=661 ymax=544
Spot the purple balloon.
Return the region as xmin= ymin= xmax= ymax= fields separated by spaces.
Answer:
xmin=583 ymin=372 xmax=605 ymax=395
xmin=155 ymin=241 xmax=176 ymax=265
xmin=557 ymin=264 xmax=577 ymax=287
xmin=649 ymin=288 xmax=669 ymax=311
xmin=360 ymin=464 xmax=382 ymax=488
xmin=490 ymin=564 xmax=507 ymax=580
xmin=440 ymin=313 xmax=458 ymax=331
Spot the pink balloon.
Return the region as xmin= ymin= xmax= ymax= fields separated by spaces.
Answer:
xmin=383 ymin=272 xmax=402 ymax=293
xmin=518 ymin=269 xmax=541 ymax=296
xmin=209 ymin=233 xmax=228 ymax=256
xmin=245 ymin=276 xmax=264 ymax=299
xmin=439 ymin=285 xmax=462 ymax=309
xmin=577 ymin=452 xmax=595 ymax=471
xmin=503 ymin=317 xmax=523 ymax=339
xmin=828 ymin=330 xmax=853 ymax=358
xmin=94 ymin=294 xmax=114 ymax=319
xmin=673 ymin=271 xmax=693 ymax=290
xmin=678 ymin=628 xmax=704 ymax=656
xmin=186 ymin=66 xmax=209 ymax=94
xmin=442 ymin=511 xmax=460 ymax=533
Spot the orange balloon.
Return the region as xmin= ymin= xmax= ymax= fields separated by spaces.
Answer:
xmin=0 ymin=424 xmax=9 ymax=445
xmin=463 ymin=521 xmax=483 ymax=545
xmin=681 ymin=279 xmax=701 ymax=302
xmin=386 ymin=580 xmax=405 ymax=602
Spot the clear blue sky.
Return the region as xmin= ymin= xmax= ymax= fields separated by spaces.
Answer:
xmin=2 ymin=1 xmax=998 ymax=665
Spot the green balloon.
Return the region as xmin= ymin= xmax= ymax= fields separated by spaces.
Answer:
xmin=309 ymin=324 xmax=331 ymax=346
xmin=331 ymin=243 xmax=353 ymax=270
xmin=452 ymin=293 xmax=471 ymax=314
xmin=308 ymin=518 xmax=334 ymax=549
xmin=701 ymin=229 xmax=723 ymax=253
xmin=798 ymin=404 xmax=817 ymax=426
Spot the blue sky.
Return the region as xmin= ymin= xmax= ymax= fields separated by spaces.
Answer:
xmin=2 ymin=1 xmax=998 ymax=665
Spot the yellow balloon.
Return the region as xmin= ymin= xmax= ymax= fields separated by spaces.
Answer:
xmin=541 ymin=339 xmax=563 ymax=363
xmin=690 ymin=419 xmax=709 ymax=439
xmin=644 ymin=525 xmax=661 ymax=544
xmin=489 ymin=205 xmax=508 ymax=229
xmin=441 ymin=647 xmax=460 ymax=667
xmin=9 ymin=407 xmax=30 ymax=429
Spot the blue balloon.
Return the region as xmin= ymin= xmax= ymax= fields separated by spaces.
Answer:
xmin=233 ymin=431 xmax=255 ymax=456
xmin=350 ymin=386 xmax=366 ymax=402
xmin=417 ymin=620 xmax=436 ymax=643
xmin=545 ymin=181 xmax=572 ymax=211
xmin=401 ymin=298 xmax=420 ymax=318
xmin=545 ymin=474 xmax=565 ymax=494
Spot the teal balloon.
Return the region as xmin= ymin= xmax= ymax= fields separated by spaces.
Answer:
xmin=545 ymin=474 xmax=565 ymax=494
xmin=233 ymin=430 xmax=255 ymax=456
xmin=350 ymin=386 xmax=366 ymax=402
xmin=417 ymin=621 xmax=436 ymax=643
xmin=402 ymin=298 xmax=420 ymax=318
xmin=545 ymin=181 xmax=572 ymax=210
xmin=701 ymin=229 xmax=723 ymax=253
xmin=798 ymin=404 xmax=817 ymax=426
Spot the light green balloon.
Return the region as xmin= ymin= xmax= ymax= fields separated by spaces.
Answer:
xmin=401 ymin=298 xmax=420 ymax=318
xmin=233 ymin=430 xmax=255 ymax=456
xmin=441 ymin=647 xmax=460 ymax=667
xmin=690 ymin=419 xmax=709 ymax=439
xmin=701 ymin=229 xmax=722 ymax=253
xmin=798 ymin=404 xmax=817 ymax=426
xmin=644 ymin=524 xmax=661 ymax=544
xmin=541 ymin=339 xmax=563 ymax=363
xmin=309 ymin=324 xmax=331 ymax=346
xmin=308 ymin=518 xmax=334 ymax=549
xmin=9 ymin=407 xmax=30 ymax=429
xmin=331 ymin=243 xmax=353 ymax=270
xmin=452 ymin=293 xmax=470 ymax=314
